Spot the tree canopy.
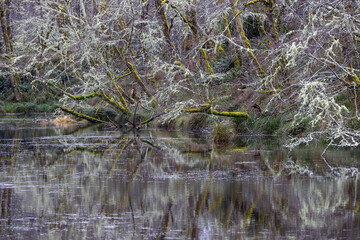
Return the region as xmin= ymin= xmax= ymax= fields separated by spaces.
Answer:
xmin=1 ymin=0 xmax=360 ymax=149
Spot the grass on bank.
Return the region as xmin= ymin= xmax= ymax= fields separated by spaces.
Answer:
xmin=0 ymin=101 xmax=58 ymax=114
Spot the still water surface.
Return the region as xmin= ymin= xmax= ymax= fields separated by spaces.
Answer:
xmin=1 ymin=116 xmax=360 ymax=239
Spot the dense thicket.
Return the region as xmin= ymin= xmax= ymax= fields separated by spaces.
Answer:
xmin=1 ymin=0 xmax=360 ymax=148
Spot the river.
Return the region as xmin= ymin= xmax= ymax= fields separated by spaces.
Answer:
xmin=1 ymin=115 xmax=360 ymax=239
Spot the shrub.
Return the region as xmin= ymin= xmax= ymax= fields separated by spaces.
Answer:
xmin=213 ymin=121 xmax=233 ymax=142
xmin=185 ymin=114 xmax=210 ymax=131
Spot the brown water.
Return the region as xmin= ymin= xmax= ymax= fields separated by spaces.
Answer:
xmin=1 ymin=116 xmax=360 ymax=239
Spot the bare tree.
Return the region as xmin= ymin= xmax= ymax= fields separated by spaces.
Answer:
xmin=3 ymin=0 xmax=360 ymax=151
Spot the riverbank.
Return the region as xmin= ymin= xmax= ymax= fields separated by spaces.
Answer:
xmin=1 ymin=85 xmax=359 ymax=145
xmin=0 ymin=100 xmax=58 ymax=114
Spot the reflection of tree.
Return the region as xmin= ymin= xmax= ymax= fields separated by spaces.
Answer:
xmin=1 ymin=125 xmax=360 ymax=239
xmin=282 ymin=145 xmax=360 ymax=178
xmin=1 ymin=125 xmax=22 ymax=237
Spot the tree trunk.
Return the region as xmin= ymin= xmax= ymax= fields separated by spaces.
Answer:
xmin=1 ymin=0 xmax=23 ymax=101
xmin=11 ymin=73 xmax=22 ymax=102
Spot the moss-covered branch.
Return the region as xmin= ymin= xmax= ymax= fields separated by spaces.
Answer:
xmin=182 ymin=100 xmax=249 ymax=118
xmin=228 ymin=0 xmax=265 ymax=75
xmin=101 ymin=90 xmax=129 ymax=114
xmin=0 ymin=4 xmax=13 ymax=52
xmin=223 ymin=13 xmax=241 ymax=67
xmin=183 ymin=107 xmax=249 ymax=118
xmin=201 ymin=48 xmax=214 ymax=74
xmin=48 ymin=82 xmax=101 ymax=100
xmin=107 ymin=70 xmax=130 ymax=107
xmin=138 ymin=111 xmax=167 ymax=128
xmin=244 ymin=0 xmax=266 ymax=7
xmin=155 ymin=0 xmax=175 ymax=50
xmin=167 ymin=2 xmax=198 ymax=36
xmin=126 ymin=62 xmax=152 ymax=97
xmin=67 ymin=91 xmax=101 ymax=100
xmin=59 ymin=106 xmax=106 ymax=123
xmin=136 ymin=106 xmax=249 ymax=129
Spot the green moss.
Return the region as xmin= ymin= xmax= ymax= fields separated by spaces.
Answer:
xmin=36 ymin=103 xmax=58 ymax=112
xmin=3 ymin=102 xmax=36 ymax=113
xmin=209 ymin=109 xmax=219 ymax=115
xmin=59 ymin=106 xmax=106 ymax=123
xmin=220 ymin=111 xmax=250 ymax=118
xmin=201 ymin=48 xmax=214 ymax=74
xmin=83 ymin=107 xmax=119 ymax=122
xmin=259 ymin=89 xmax=281 ymax=94
xmin=70 ymin=92 xmax=101 ymax=100
xmin=1 ymin=101 xmax=58 ymax=114
xmin=184 ymin=108 xmax=201 ymax=113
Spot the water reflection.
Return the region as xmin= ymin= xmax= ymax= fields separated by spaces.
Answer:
xmin=0 ymin=116 xmax=360 ymax=239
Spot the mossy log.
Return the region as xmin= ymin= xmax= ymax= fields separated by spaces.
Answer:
xmin=182 ymin=99 xmax=249 ymax=118
xmin=59 ymin=106 xmax=106 ymax=123
xmin=183 ymin=108 xmax=249 ymax=118
xmin=67 ymin=91 xmax=101 ymax=100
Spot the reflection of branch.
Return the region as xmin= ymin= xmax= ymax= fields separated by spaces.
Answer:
xmin=321 ymin=154 xmax=359 ymax=178
xmin=157 ymin=201 xmax=173 ymax=239
xmin=128 ymin=101 xmax=140 ymax=128
xmin=69 ymin=149 xmax=102 ymax=155
xmin=109 ymin=138 xmax=130 ymax=175
xmin=284 ymin=158 xmax=314 ymax=176
xmin=138 ymin=103 xmax=250 ymax=129
xmin=141 ymin=139 xmax=163 ymax=151
xmin=321 ymin=138 xmax=359 ymax=177
xmin=262 ymin=154 xmax=283 ymax=178
xmin=62 ymin=122 xmax=100 ymax=136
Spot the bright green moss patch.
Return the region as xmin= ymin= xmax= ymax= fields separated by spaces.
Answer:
xmin=209 ymin=109 xmax=219 ymax=115
xmin=220 ymin=111 xmax=250 ymax=118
